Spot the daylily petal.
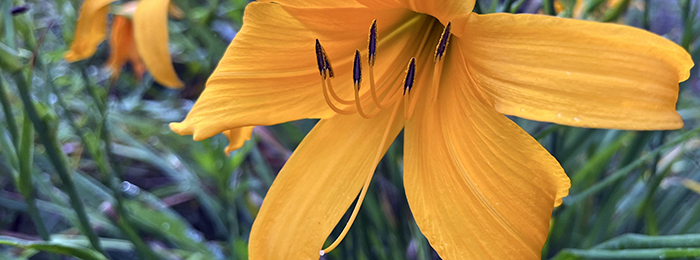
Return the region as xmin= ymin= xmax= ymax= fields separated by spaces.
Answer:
xmin=257 ymin=0 xmax=366 ymax=8
xmin=249 ymin=104 xmax=404 ymax=259
xmin=403 ymin=43 xmax=569 ymax=259
xmin=171 ymin=2 xmax=415 ymax=140
xmin=133 ymin=0 xmax=183 ymax=88
xmin=460 ymin=13 xmax=693 ymax=130
xmin=355 ymin=0 xmax=474 ymax=36
xmin=223 ymin=126 xmax=254 ymax=154
xmin=65 ymin=0 xmax=117 ymax=62
xmin=105 ymin=16 xmax=138 ymax=79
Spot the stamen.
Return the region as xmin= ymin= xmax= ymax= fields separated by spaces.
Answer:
xmin=403 ymin=58 xmax=416 ymax=119
xmin=321 ymin=101 xmax=402 ymax=255
xmin=316 ymin=40 xmax=356 ymax=114
xmin=368 ymin=20 xmax=377 ymax=67
xmin=315 ymin=39 xmax=326 ymax=79
xmin=434 ymin=22 xmax=451 ymax=62
xmin=317 ymin=40 xmax=353 ymax=105
xmin=403 ymin=57 xmax=416 ymax=95
xmin=322 ymin=76 xmax=355 ymax=115
xmin=326 ymin=78 xmax=354 ymax=105
xmin=353 ymin=49 xmax=362 ymax=87
xmin=367 ymin=19 xmax=385 ymax=110
xmin=429 ymin=22 xmax=452 ymax=104
xmin=323 ymin=49 xmax=335 ymax=78
xmin=354 ymin=49 xmax=381 ymax=119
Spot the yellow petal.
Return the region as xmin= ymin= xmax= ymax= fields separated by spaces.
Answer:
xmin=65 ymin=0 xmax=117 ymax=62
xmin=170 ymin=2 xmax=414 ymax=141
xmin=257 ymin=0 xmax=366 ymax=8
xmin=223 ymin=127 xmax=254 ymax=154
xmin=105 ymin=16 xmax=136 ymax=79
xmin=403 ymin=42 xmax=570 ymax=259
xmin=133 ymin=0 xmax=183 ymax=88
xmin=249 ymin=104 xmax=404 ymax=259
xmin=355 ymin=0 xmax=474 ymax=36
xmin=460 ymin=13 xmax=693 ymax=130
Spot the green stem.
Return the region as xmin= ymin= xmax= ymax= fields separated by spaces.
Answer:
xmin=635 ymin=131 xmax=667 ymax=234
xmin=602 ymin=0 xmax=631 ymax=22
xmin=642 ymin=0 xmax=650 ymax=30
xmin=2 ymin=73 xmax=52 ymax=255
xmin=593 ymin=233 xmax=700 ymax=249
xmin=18 ymin=116 xmax=51 ymax=242
xmin=553 ymin=248 xmax=700 ymax=259
xmin=0 ymin=80 xmax=19 ymax=147
xmin=503 ymin=0 xmax=516 ymax=13
xmin=54 ymin=68 xmax=159 ymax=260
xmin=542 ymin=0 xmax=556 ymax=15
xmin=12 ymin=72 xmax=107 ymax=257
xmin=680 ymin=0 xmax=695 ymax=51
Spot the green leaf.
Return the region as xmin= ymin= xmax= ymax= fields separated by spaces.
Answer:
xmin=0 ymin=236 xmax=108 ymax=260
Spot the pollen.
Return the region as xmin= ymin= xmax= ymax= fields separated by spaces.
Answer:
xmin=368 ymin=19 xmax=377 ymax=67
xmin=403 ymin=57 xmax=416 ymax=95
xmin=434 ymin=22 xmax=451 ymax=62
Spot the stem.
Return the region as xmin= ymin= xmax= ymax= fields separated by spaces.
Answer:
xmin=53 ymin=68 xmax=159 ymax=260
xmin=542 ymin=0 xmax=556 ymax=15
xmin=503 ymin=0 xmax=516 ymax=13
xmin=0 ymin=80 xmax=19 ymax=147
xmin=602 ymin=0 xmax=631 ymax=22
xmin=643 ymin=0 xmax=650 ymax=30
xmin=18 ymin=116 xmax=51 ymax=241
xmin=12 ymin=72 xmax=107 ymax=257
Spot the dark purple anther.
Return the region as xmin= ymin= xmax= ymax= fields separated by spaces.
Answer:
xmin=368 ymin=20 xmax=377 ymax=66
xmin=353 ymin=50 xmax=362 ymax=86
xmin=315 ymin=39 xmax=326 ymax=77
xmin=404 ymin=58 xmax=416 ymax=94
xmin=435 ymin=22 xmax=451 ymax=62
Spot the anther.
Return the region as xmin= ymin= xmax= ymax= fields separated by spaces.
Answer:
xmin=323 ymin=51 xmax=334 ymax=78
xmin=403 ymin=58 xmax=416 ymax=95
xmin=368 ymin=20 xmax=377 ymax=67
xmin=353 ymin=49 xmax=362 ymax=87
xmin=315 ymin=39 xmax=326 ymax=78
xmin=367 ymin=20 xmax=385 ymax=109
xmin=434 ymin=22 xmax=451 ymax=62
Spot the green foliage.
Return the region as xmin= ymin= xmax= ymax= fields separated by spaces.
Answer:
xmin=0 ymin=0 xmax=699 ymax=260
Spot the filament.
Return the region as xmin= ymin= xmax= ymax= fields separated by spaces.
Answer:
xmin=327 ymin=78 xmax=354 ymax=105
xmin=368 ymin=66 xmax=386 ymax=109
xmin=321 ymin=101 xmax=401 ymax=255
xmin=355 ymin=83 xmax=381 ymax=119
xmin=322 ymin=77 xmax=355 ymax=115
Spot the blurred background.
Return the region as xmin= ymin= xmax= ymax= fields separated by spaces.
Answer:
xmin=0 ymin=0 xmax=699 ymax=259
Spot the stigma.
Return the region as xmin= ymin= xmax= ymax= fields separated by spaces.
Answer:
xmin=314 ymin=19 xmax=454 ymax=255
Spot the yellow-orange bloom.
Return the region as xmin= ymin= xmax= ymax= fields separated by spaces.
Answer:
xmin=105 ymin=16 xmax=146 ymax=81
xmin=65 ymin=0 xmax=183 ymax=88
xmin=171 ymin=0 xmax=693 ymax=259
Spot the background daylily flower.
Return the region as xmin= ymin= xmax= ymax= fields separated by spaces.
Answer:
xmin=65 ymin=0 xmax=184 ymax=88
xmin=171 ymin=0 xmax=693 ymax=259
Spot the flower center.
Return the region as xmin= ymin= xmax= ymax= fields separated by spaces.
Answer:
xmin=316 ymin=18 xmax=452 ymax=256
xmin=315 ymin=18 xmax=451 ymax=121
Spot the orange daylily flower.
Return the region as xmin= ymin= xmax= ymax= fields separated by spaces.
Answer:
xmin=171 ymin=0 xmax=693 ymax=259
xmin=105 ymin=15 xmax=146 ymax=81
xmin=65 ymin=0 xmax=183 ymax=88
